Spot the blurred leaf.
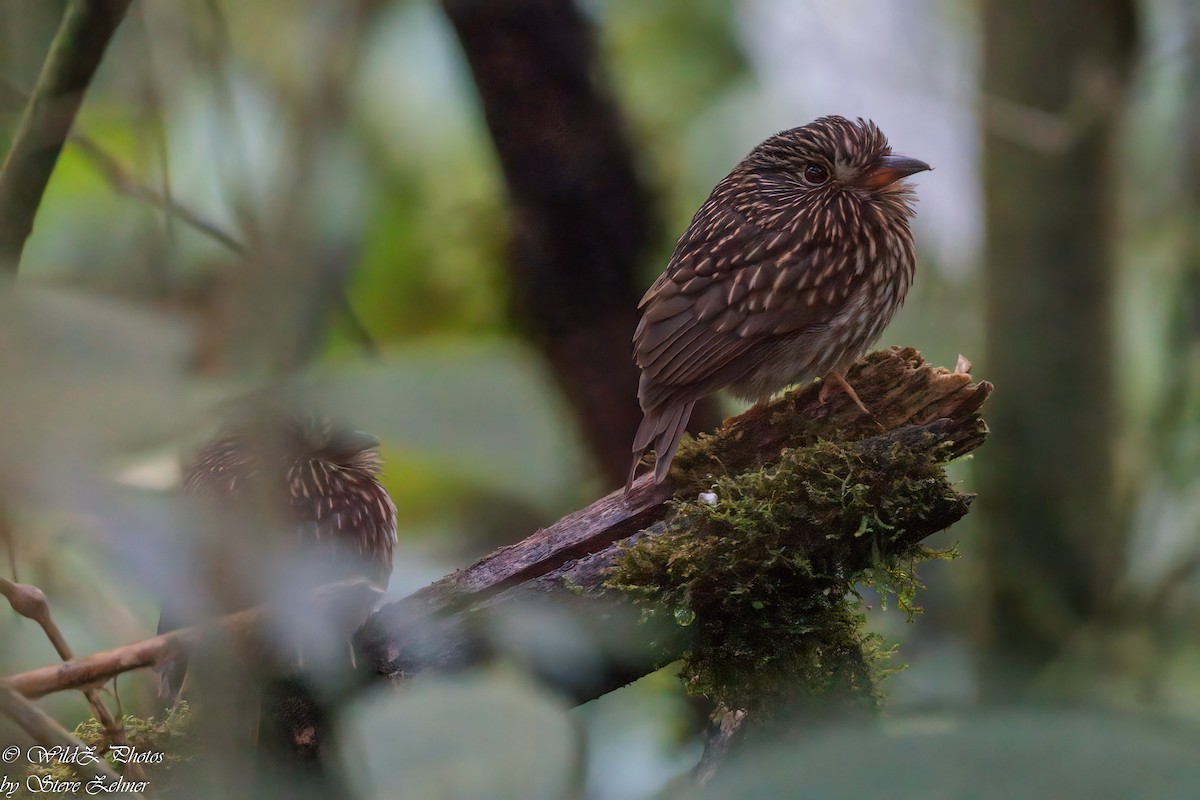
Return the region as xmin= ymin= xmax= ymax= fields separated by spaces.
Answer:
xmin=578 ymin=667 xmax=701 ymax=800
xmin=308 ymin=340 xmax=585 ymax=510
xmin=684 ymin=710 xmax=1200 ymax=799
xmin=0 ymin=282 xmax=193 ymax=502
xmin=341 ymin=669 xmax=578 ymax=800
xmin=0 ymin=283 xmax=197 ymax=708
xmin=340 ymin=155 xmax=508 ymax=347
xmin=336 ymin=2 xmax=510 ymax=351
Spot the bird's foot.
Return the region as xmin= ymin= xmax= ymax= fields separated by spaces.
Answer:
xmin=819 ymin=371 xmax=872 ymax=417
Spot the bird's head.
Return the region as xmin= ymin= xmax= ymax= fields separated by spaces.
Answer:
xmin=256 ymin=414 xmax=384 ymax=479
xmin=744 ymin=116 xmax=930 ymax=204
xmin=302 ymin=420 xmax=383 ymax=474
xmin=185 ymin=406 xmax=384 ymax=497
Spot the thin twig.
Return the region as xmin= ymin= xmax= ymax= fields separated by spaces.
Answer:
xmin=8 ymin=611 xmax=248 ymax=700
xmin=5 ymin=579 xmax=381 ymax=700
xmin=0 ymin=0 xmax=133 ymax=273
xmin=69 ymin=133 xmax=246 ymax=255
xmin=0 ymin=684 xmax=126 ymax=787
xmin=334 ymin=287 xmax=380 ymax=357
xmin=0 ymin=577 xmax=152 ymax=788
xmin=127 ymin=1 xmax=178 ymax=256
xmin=0 ymin=72 xmax=247 ymax=256
xmin=4 ymin=71 xmax=379 ymax=356
xmin=73 ymin=131 xmax=380 ymax=352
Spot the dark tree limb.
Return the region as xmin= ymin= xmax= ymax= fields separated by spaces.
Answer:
xmin=441 ymin=0 xmax=719 ymax=486
xmin=0 ymin=0 xmax=132 ymax=274
xmin=695 ymin=708 xmax=748 ymax=786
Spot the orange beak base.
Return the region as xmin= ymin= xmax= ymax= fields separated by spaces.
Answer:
xmin=864 ymin=154 xmax=931 ymax=189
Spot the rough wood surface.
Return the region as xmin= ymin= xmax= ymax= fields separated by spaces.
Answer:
xmin=371 ymin=347 xmax=986 ymax=606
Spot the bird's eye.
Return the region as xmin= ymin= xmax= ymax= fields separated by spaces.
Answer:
xmin=803 ymin=163 xmax=829 ymax=185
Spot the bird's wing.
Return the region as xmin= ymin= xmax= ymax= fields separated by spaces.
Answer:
xmin=634 ymin=199 xmax=852 ymax=405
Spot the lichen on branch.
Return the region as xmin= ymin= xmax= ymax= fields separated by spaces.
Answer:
xmin=607 ymin=428 xmax=967 ymax=716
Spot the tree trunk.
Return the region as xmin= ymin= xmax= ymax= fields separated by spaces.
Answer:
xmin=978 ymin=0 xmax=1137 ymax=694
xmin=441 ymin=0 xmax=718 ymax=488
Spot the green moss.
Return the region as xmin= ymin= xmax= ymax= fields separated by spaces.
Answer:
xmin=74 ymin=702 xmax=194 ymax=763
xmin=17 ymin=704 xmax=194 ymax=799
xmin=608 ymin=434 xmax=964 ymax=717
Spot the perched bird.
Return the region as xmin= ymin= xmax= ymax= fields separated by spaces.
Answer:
xmin=628 ymin=116 xmax=930 ymax=488
xmin=157 ymin=410 xmax=397 ymax=705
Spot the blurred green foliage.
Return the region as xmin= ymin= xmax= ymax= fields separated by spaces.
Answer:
xmin=1 ymin=0 xmax=1199 ymax=798
xmin=685 ymin=709 xmax=1200 ymax=800
xmin=343 ymin=668 xmax=578 ymax=800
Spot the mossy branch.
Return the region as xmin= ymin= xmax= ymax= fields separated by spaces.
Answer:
xmin=358 ymin=348 xmax=991 ymax=705
xmin=365 ymin=347 xmax=986 ymax=620
xmin=608 ymin=425 xmax=968 ymax=716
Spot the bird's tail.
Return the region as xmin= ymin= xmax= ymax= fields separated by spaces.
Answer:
xmin=626 ymin=400 xmax=696 ymax=491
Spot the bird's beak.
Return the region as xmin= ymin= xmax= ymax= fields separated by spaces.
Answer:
xmin=346 ymin=430 xmax=381 ymax=450
xmin=328 ymin=429 xmax=381 ymax=457
xmin=864 ymin=154 xmax=931 ymax=189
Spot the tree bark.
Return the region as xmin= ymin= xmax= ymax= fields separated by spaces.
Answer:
xmin=979 ymin=0 xmax=1137 ymax=694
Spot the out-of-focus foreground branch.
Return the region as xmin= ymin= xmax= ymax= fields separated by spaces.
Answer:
xmin=0 ymin=0 xmax=132 ymax=273
xmin=5 ymin=580 xmax=381 ymax=701
xmin=0 ymin=685 xmax=123 ymax=786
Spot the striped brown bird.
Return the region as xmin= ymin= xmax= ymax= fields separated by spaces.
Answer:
xmin=157 ymin=411 xmax=396 ymax=705
xmin=628 ymin=116 xmax=930 ymax=488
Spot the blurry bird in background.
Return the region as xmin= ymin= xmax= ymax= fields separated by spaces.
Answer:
xmin=156 ymin=407 xmax=396 ymax=707
xmin=628 ymin=115 xmax=931 ymax=488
